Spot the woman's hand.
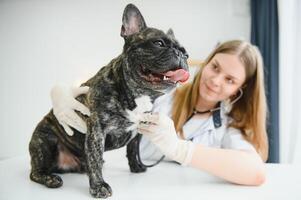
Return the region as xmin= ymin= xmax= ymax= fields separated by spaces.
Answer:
xmin=51 ymin=84 xmax=90 ymax=136
xmin=138 ymin=113 xmax=195 ymax=165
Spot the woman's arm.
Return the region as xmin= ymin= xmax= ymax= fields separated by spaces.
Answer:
xmin=138 ymin=113 xmax=266 ymax=186
xmin=190 ymin=145 xmax=266 ymax=186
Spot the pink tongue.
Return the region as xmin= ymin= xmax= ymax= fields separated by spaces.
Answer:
xmin=163 ymin=69 xmax=190 ymax=83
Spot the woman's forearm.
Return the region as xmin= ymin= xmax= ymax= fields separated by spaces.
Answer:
xmin=189 ymin=145 xmax=266 ymax=186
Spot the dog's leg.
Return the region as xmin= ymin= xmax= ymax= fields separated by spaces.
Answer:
xmin=29 ymin=125 xmax=63 ymax=188
xmin=126 ymin=134 xmax=147 ymax=173
xmin=85 ymin=113 xmax=112 ymax=198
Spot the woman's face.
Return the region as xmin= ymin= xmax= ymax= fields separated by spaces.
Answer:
xmin=199 ymin=53 xmax=246 ymax=103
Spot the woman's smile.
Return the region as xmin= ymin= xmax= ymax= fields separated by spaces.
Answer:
xmin=205 ymin=82 xmax=218 ymax=95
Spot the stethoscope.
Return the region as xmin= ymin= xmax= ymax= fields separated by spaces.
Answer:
xmin=187 ymin=88 xmax=243 ymax=121
xmin=137 ymin=88 xmax=243 ymax=168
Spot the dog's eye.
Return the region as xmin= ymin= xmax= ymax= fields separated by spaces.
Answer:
xmin=153 ymin=40 xmax=165 ymax=47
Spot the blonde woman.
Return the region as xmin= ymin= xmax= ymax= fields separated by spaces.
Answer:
xmin=51 ymin=40 xmax=268 ymax=186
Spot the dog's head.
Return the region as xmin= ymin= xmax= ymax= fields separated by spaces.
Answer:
xmin=120 ymin=4 xmax=190 ymax=92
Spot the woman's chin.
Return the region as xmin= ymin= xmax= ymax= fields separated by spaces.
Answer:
xmin=200 ymin=93 xmax=218 ymax=103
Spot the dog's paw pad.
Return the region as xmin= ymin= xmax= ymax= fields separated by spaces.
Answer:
xmin=90 ymin=182 xmax=113 ymax=198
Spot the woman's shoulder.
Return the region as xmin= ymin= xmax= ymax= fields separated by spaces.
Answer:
xmin=152 ymin=88 xmax=176 ymax=114
xmin=154 ymin=88 xmax=176 ymax=104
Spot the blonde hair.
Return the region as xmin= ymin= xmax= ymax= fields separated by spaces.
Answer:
xmin=172 ymin=40 xmax=269 ymax=161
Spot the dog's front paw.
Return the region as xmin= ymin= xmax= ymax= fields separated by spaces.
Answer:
xmin=89 ymin=182 xmax=112 ymax=198
xmin=30 ymin=172 xmax=63 ymax=188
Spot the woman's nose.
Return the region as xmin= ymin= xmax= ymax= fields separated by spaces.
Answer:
xmin=211 ymin=75 xmax=222 ymax=87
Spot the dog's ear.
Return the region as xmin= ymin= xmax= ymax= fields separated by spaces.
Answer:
xmin=166 ymin=28 xmax=175 ymax=39
xmin=120 ymin=4 xmax=147 ymax=38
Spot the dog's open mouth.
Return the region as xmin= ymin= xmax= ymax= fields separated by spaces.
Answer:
xmin=140 ymin=65 xmax=189 ymax=84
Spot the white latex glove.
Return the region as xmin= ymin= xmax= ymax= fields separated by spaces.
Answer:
xmin=137 ymin=113 xmax=195 ymax=166
xmin=51 ymin=84 xmax=90 ymax=136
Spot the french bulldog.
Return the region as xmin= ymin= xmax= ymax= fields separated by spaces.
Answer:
xmin=29 ymin=4 xmax=189 ymax=198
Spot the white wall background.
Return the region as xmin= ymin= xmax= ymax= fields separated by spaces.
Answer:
xmin=0 ymin=0 xmax=251 ymax=159
xmin=278 ymin=0 xmax=301 ymax=164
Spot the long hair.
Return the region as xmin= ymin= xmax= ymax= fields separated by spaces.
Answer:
xmin=171 ymin=40 xmax=269 ymax=161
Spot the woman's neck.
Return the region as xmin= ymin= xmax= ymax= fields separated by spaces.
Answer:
xmin=195 ymin=96 xmax=218 ymax=112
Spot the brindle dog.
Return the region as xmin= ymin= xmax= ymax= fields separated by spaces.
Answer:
xmin=29 ymin=4 xmax=189 ymax=198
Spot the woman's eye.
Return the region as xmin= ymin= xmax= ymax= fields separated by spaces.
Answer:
xmin=226 ymin=78 xmax=234 ymax=84
xmin=154 ymin=40 xmax=164 ymax=47
xmin=212 ymin=64 xmax=219 ymax=71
